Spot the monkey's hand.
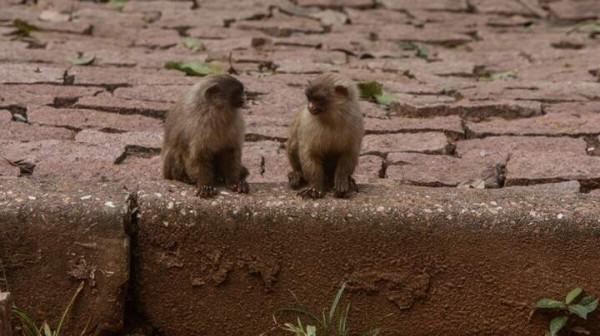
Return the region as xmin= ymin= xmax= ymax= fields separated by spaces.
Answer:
xmin=349 ymin=176 xmax=359 ymax=193
xmin=196 ymin=185 xmax=217 ymax=198
xmin=230 ymin=180 xmax=250 ymax=194
xmin=298 ymin=187 xmax=324 ymax=199
xmin=333 ymin=180 xmax=350 ymax=199
xmin=288 ymin=171 xmax=306 ymax=190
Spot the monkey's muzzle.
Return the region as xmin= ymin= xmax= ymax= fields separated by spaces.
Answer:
xmin=232 ymin=97 xmax=245 ymax=108
xmin=308 ymin=102 xmax=322 ymax=115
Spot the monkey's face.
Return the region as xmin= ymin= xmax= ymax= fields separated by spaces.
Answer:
xmin=305 ymin=83 xmax=349 ymax=115
xmin=204 ymin=75 xmax=245 ymax=109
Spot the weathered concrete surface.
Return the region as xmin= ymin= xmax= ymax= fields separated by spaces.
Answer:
xmin=0 ymin=179 xmax=129 ymax=335
xmin=134 ymin=181 xmax=600 ymax=336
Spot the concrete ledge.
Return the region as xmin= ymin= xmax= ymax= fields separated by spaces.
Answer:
xmin=134 ymin=181 xmax=600 ymax=336
xmin=0 ymin=179 xmax=130 ymax=335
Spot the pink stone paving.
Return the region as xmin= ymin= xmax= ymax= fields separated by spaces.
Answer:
xmin=0 ymin=0 xmax=599 ymax=194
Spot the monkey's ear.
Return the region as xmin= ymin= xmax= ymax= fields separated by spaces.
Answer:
xmin=204 ymin=84 xmax=220 ymax=98
xmin=334 ymin=85 xmax=349 ymax=96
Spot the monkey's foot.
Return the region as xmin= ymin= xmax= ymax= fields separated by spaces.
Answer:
xmin=196 ymin=185 xmax=217 ymax=198
xmin=288 ymin=171 xmax=306 ymax=190
xmin=349 ymin=176 xmax=359 ymax=193
xmin=298 ymin=187 xmax=324 ymax=199
xmin=333 ymin=182 xmax=350 ymax=199
xmin=230 ymin=180 xmax=250 ymax=194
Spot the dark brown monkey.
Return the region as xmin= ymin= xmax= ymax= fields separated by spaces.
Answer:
xmin=162 ymin=74 xmax=249 ymax=198
xmin=286 ymin=73 xmax=364 ymax=199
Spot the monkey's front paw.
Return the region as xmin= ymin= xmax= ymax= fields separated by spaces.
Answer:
xmin=288 ymin=171 xmax=306 ymax=190
xmin=333 ymin=184 xmax=349 ymax=199
xmin=231 ymin=180 xmax=250 ymax=194
xmin=349 ymin=176 xmax=359 ymax=193
xmin=196 ymin=185 xmax=217 ymax=198
xmin=298 ymin=187 xmax=324 ymax=199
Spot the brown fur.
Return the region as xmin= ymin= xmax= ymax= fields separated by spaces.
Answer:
xmin=286 ymin=73 xmax=364 ymax=199
xmin=161 ymin=74 xmax=249 ymax=198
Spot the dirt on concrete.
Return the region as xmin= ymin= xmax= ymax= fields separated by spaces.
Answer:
xmin=133 ymin=181 xmax=600 ymax=336
xmin=0 ymin=179 xmax=130 ymax=336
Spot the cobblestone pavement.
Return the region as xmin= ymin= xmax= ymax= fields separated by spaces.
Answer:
xmin=1 ymin=0 xmax=599 ymax=195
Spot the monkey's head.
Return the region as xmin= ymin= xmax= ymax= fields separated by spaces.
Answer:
xmin=305 ymin=73 xmax=356 ymax=116
xmin=199 ymin=74 xmax=245 ymax=110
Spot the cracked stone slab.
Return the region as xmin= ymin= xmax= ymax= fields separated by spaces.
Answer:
xmin=0 ymin=112 xmax=73 ymax=141
xmin=355 ymin=154 xmax=384 ymax=183
xmin=386 ymin=152 xmax=502 ymax=187
xmin=467 ymin=110 xmax=600 ymax=137
xmin=548 ymin=0 xmax=600 ymax=21
xmin=379 ymin=0 xmax=468 ymax=12
xmin=0 ymin=84 xmax=102 ymax=107
xmin=75 ymin=129 xmax=163 ymax=151
xmin=456 ymin=136 xmax=588 ymax=162
xmin=362 ymin=133 xmax=450 ymax=155
xmin=389 ymin=100 xmax=543 ymax=120
xmin=0 ymin=179 xmax=129 ymax=335
xmin=243 ymin=140 xmax=288 ymax=183
xmin=28 ymin=106 xmax=164 ymax=133
xmin=75 ymin=93 xmax=173 ymax=120
xmin=506 ymin=151 xmax=600 ymax=189
xmin=365 ymin=115 xmax=464 ymax=138
xmin=0 ymin=64 xmax=66 ymax=84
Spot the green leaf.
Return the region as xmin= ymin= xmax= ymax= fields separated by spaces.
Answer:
xmin=415 ymin=47 xmax=428 ymax=59
xmin=363 ymin=329 xmax=382 ymax=336
xmin=12 ymin=19 xmax=39 ymax=38
xmin=329 ymin=282 xmax=346 ymax=323
xmin=67 ymin=55 xmax=95 ymax=66
xmin=578 ymin=295 xmax=597 ymax=306
xmin=569 ymin=304 xmax=589 ymax=319
xmin=184 ymin=38 xmax=206 ymax=52
xmin=42 ymin=322 xmax=52 ymax=336
xmin=535 ymin=299 xmax=567 ymax=310
xmin=583 ymin=298 xmax=598 ymax=313
xmin=306 ymin=325 xmax=317 ymax=336
xmin=398 ymin=42 xmax=418 ymax=51
xmin=357 ymin=81 xmax=383 ymax=99
xmin=374 ymin=94 xmax=395 ymax=106
xmin=55 ymin=281 xmax=84 ymax=336
xmin=480 ymin=70 xmax=518 ymax=81
xmin=566 ymin=288 xmax=583 ymax=304
xmin=164 ymin=61 xmax=222 ymax=76
xmin=12 ymin=308 xmax=41 ymax=336
xmin=107 ymin=0 xmax=127 ymax=8
xmin=549 ymin=316 xmax=568 ymax=336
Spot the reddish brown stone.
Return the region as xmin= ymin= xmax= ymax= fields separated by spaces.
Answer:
xmin=28 ymin=106 xmax=163 ymax=133
xmin=75 ymin=129 xmax=162 ymax=150
xmin=467 ymin=111 xmax=600 ymax=137
xmin=355 ymin=154 xmax=383 ymax=183
xmin=234 ymin=13 xmax=325 ymax=37
xmin=296 ymin=0 xmax=374 ymax=9
xmin=0 ymin=64 xmax=65 ymax=84
xmin=505 ymin=181 xmax=581 ymax=193
xmin=0 ymin=158 xmax=20 ymax=177
xmin=0 ymin=116 xmax=73 ymax=142
xmin=548 ymin=0 xmax=600 ymax=21
xmin=506 ymin=151 xmax=600 ymax=187
xmin=243 ymin=141 xmax=288 ymax=183
xmin=113 ymin=85 xmax=189 ymax=104
xmin=456 ymin=136 xmax=587 ymax=163
xmin=0 ymin=84 xmax=101 ymax=107
xmin=389 ymin=100 xmax=543 ymax=120
xmin=386 ymin=153 xmax=501 ymax=187
xmin=362 ymin=133 xmax=450 ymax=154
xmin=379 ymin=0 xmax=467 ymax=12
xmin=75 ymin=93 xmax=173 ymax=119
xmin=364 ymin=115 xmax=464 ymax=138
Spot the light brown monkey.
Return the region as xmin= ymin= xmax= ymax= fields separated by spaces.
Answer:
xmin=162 ymin=74 xmax=249 ymax=198
xmin=287 ymin=73 xmax=364 ymax=199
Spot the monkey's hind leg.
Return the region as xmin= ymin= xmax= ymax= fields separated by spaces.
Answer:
xmin=217 ymin=148 xmax=249 ymax=194
xmin=187 ymin=153 xmax=218 ymax=198
xmin=162 ymin=149 xmax=187 ymax=182
xmin=286 ymin=140 xmax=306 ymax=190
xmin=333 ymin=153 xmax=358 ymax=199
xmin=298 ymin=152 xmax=325 ymax=199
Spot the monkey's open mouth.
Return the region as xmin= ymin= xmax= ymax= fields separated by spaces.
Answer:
xmin=308 ymin=102 xmax=322 ymax=115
